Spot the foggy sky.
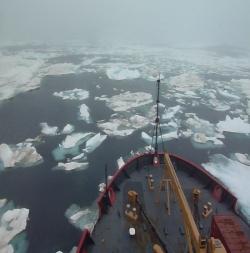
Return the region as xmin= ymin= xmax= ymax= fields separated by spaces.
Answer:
xmin=1 ymin=0 xmax=250 ymax=47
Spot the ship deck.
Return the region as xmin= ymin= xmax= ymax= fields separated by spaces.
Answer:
xmin=80 ymin=153 xmax=250 ymax=253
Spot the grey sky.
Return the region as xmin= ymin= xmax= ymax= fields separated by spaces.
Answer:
xmin=1 ymin=0 xmax=250 ymax=47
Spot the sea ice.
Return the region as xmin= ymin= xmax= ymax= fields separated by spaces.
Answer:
xmin=117 ymin=157 xmax=125 ymax=169
xmin=168 ymin=72 xmax=204 ymax=92
xmin=61 ymin=133 xmax=92 ymax=149
xmin=55 ymin=162 xmax=88 ymax=172
xmin=217 ymin=88 xmax=240 ymax=100
xmin=82 ymin=133 xmax=107 ymax=153
xmin=232 ymin=153 xmax=250 ymax=166
xmin=141 ymin=131 xmax=178 ymax=145
xmin=100 ymin=91 xmax=153 ymax=112
xmin=106 ymin=66 xmax=140 ymax=80
xmin=217 ymin=115 xmax=250 ymax=134
xmin=202 ymin=154 xmax=250 ymax=224
xmin=161 ymin=105 xmax=182 ymax=121
xmin=0 ymin=142 xmax=43 ymax=170
xmin=65 ymin=204 xmax=98 ymax=232
xmin=78 ymin=104 xmax=92 ymax=123
xmin=0 ymin=202 xmax=29 ymax=252
xmin=53 ymin=89 xmax=89 ymax=101
xmin=61 ymin=124 xmax=74 ymax=135
xmin=40 ymin=122 xmax=59 ymax=136
xmin=97 ymin=114 xmax=149 ymax=137
xmin=44 ymin=63 xmax=78 ymax=76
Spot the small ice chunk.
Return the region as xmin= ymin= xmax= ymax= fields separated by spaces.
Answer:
xmin=217 ymin=115 xmax=250 ymax=134
xmin=117 ymin=157 xmax=125 ymax=169
xmin=83 ymin=133 xmax=107 ymax=153
xmin=98 ymin=183 xmax=106 ymax=192
xmin=56 ymin=162 xmax=88 ymax=171
xmin=78 ymin=104 xmax=92 ymax=123
xmin=61 ymin=124 xmax=74 ymax=135
xmin=141 ymin=131 xmax=178 ymax=145
xmin=40 ymin=122 xmax=59 ymax=136
xmin=53 ymin=89 xmax=89 ymax=101
xmin=0 ymin=144 xmax=14 ymax=168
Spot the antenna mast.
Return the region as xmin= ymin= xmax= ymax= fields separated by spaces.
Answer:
xmin=153 ymin=74 xmax=161 ymax=166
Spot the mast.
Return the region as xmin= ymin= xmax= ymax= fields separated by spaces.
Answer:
xmin=153 ymin=75 xmax=161 ymax=166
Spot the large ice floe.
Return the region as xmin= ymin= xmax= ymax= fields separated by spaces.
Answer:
xmin=96 ymin=91 xmax=153 ymax=112
xmin=78 ymin=104 xmax=92 ymax=123
xmin=202 ymin=154 xmax=250 ymax=224
xmin=43 ymin=63 xmax=79 ymax=76
xmin=0 ymin=141 xmax=43 ymax=171
xmin=0 ymin=199 xmax=29 ymax=253
xmin=106 ymin=66 xmax=140 ymax=80
xmin=217 ymin=115 xmax=250 ymax=134
xmin=65 ymin=204 xmax=98 ymax=232
xmin=53 ymin=89 xmax=89 ymax=101
xmin=96 ymin=91 xmax=153 ymax=137
xmin=182 ymin=113 xmax=224 ymax=148
xmin=98 ymin=114 xmax=150 ymax=137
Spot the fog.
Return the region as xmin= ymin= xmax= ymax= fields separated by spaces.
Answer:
xmin=1 ymin=0 xmax=250 ymax=47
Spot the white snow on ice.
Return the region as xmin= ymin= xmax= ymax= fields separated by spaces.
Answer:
xmin=61 ymin=133 xmax=93 ymax=149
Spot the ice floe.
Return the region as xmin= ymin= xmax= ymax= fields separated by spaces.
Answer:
xmin=61 ymin=133 xmax=92 ymax=149
xmin=98 ymin=91 xmax=153 ymax=112
xmin=40 ymin=122 xmax=59 ymax=136
xmin=168 ymin=72 xmax=204 ymax=93
xmin=0 ymin=200 xmax=29 ymax=252
xmin=78 ymin=104 xmax=92 ymax=123
xmin=44 ymin=63 xmax=79 ymax=76
xmin=61 ymin=124 xmax=74 ymax=135
xmin=53 ymin=132 xmax=93 ymax=161
xmin=0 ymin=142 xmax=43 ymax=170
xmin=141 ymin=131 xmax=178 ymax=145
xmin=106 ymin=66 xmax=140 ymax=80
xmin=65 ymin=204 xmax=98 ymax=232
xmin=53 ymin=89 xmax=89 ymax=101
xmin=55 ymin=161 xmax=88 ymax=172
xmin=217 ymin=115 xmax=250 ymax=134
xmin=161 ymin=105 xmax=182 ymax=121
xmin=202 ymin=154 xmax=250 ymax=224
xmin=82 ymin=133 xmax=107 ymax=153
xmin=97 ymin=114 xmax=149 ymax=137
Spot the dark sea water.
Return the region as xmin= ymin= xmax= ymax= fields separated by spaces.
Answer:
xmin=0 ymin=72 xmax=250 ymax=253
